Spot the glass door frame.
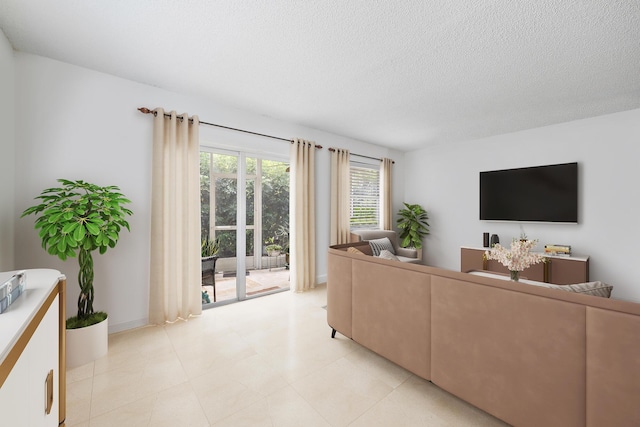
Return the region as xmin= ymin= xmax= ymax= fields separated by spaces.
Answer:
xmin=201 ymin=146 xmax=289 ymax=304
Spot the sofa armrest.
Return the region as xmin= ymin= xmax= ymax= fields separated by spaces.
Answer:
xmin=397 ymin=247 xmax=418 ymax=258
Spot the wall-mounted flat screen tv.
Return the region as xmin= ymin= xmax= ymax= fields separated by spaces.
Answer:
xmin=480 ymin=162 xmax=578 ymax=223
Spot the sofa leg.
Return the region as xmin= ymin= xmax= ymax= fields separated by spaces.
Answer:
xmin=331 ymin=328 xmax=336 ymax=338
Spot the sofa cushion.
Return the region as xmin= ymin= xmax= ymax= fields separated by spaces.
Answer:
xmin=468 ymin=271 xmax=613 ymax=298
xmin=347 ymin=246 xmax=365 ymax=255
xmin=534 ymin=281 xmax=613 ymax=298
xmin=378 ymin=249 xmax=399 ymax=261
xmin=369 ymin=237 xmax=396 ymax=256
xmin=431 ymin=275 xmax=587 ymax=426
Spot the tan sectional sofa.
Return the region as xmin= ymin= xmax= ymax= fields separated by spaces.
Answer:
xmin=327 ymin=242 xmax=640 ymax=427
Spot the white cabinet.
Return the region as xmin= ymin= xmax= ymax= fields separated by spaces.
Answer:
xmin=0 ymin=342 xmax=30 ymax=424
xmin=0 ymin=270 xmax=66 ymax=426
xmin=29 ymin=295 xmax=59 ymax=426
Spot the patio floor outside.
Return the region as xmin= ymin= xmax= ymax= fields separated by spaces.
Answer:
xmin=202 ymin=266 xmax=290 ymax=304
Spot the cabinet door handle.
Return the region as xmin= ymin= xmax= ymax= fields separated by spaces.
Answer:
xmin=44 ymin=369 xmax=54 ymax=415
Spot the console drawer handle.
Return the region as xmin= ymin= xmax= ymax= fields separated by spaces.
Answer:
xmin=45 ymin=369 xmax=54 ymax=415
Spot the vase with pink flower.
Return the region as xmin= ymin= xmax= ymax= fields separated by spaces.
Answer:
xmin=484 ymin=238 xmax=546 ymax=281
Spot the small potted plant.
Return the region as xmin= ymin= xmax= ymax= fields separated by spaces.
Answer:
xmin=275 ymin=222 xmax=290 ymax=268
xmin=263 ymin=236 xmax=282 ymax=257
xmin=266 ymin=243 xmax=283 ymax=257
xmin=21 ymin=179 xmax=132 ymax=367
xmin=396 ymin=202 xmax=430 ymax=258
xmin=201 ymin=237 xmax=220 ymax=267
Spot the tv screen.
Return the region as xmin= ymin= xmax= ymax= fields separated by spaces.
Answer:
xmin=480 ymin=162 xmax=578 ymax=223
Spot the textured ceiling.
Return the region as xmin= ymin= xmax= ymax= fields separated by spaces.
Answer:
xmin=1 ymin=1 xmax=639 ymax=152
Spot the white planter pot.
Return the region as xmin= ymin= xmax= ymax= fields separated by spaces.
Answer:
xmin=66 ymin=316 xmax=108 ymax=368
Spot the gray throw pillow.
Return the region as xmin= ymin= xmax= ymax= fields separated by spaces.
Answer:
xmin=378 ymin=249 xmax=399 ymax=261
xmin=369 ymin=237 xmax=395 ymax=256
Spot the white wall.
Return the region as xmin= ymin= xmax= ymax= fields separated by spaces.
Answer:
xmin=13 ymin=53 xmax=404 ymax=332
xmin=404 ymin=108 xmax=640 ymax=303
xmin=0 ymin=29 xmax=15 ymax=270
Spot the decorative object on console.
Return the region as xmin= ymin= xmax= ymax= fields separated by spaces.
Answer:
xmin=396 ymin=202 xmax=430 ymax=249
xmin=545 ymin=244 xmax=572 ymax=256
xmin=490 ymin=234 xmax=499 ymax=247
xmin=0 ymin=271 xmax=26 ymax=314
xmin=484 ymin=238 xmax=546 ymax=282
xmin=483 ymin=232 xmax=489 ymax=248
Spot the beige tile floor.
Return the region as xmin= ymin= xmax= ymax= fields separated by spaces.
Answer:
xmin=65 ymin=285 xmax=510 ymax=427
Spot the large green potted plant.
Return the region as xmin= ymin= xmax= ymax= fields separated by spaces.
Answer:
xmin=21 ymin=179 xmax=132 ymax=367
xmin=396 ymin=202 xmax=430 ymax=253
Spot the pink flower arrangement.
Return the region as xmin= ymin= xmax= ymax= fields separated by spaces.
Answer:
xmin=484 ymin=239 xmax=546 ymax=272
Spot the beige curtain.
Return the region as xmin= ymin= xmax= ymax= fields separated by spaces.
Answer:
xmin=381 ymin=158 xmax=393 ymax=230
xmin=290 ymin=138 xmax=316 ymax=292
xmin=149 ymin=109 xmax=202 ymax=324
xmin=330 ymin=148 xmax=351 ymax=245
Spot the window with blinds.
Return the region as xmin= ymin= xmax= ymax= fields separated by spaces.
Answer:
xmin=350 ymin=164 xmax=380 ymax=229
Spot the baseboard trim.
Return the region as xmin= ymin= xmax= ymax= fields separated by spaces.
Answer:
xmin=108 ymin=317 xmax=147 ymax=334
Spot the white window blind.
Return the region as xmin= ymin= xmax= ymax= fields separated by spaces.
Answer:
xmin=350 ymin=164 xmax=380 ymax=229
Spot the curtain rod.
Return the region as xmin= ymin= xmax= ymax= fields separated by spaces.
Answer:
xmin=328 ymin=147 xmax=394 ymax=164
xmin=138 ymin=107 xmax=322 ymax=149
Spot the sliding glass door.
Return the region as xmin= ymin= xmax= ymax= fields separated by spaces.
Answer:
xmin=200 ymin=149 xmax=289 ymax=306
xmin=200 ymin=151 xmax=241 ymax=303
